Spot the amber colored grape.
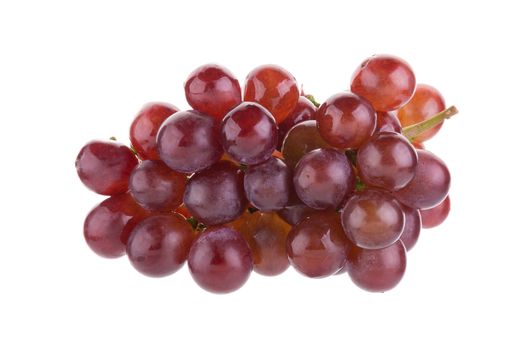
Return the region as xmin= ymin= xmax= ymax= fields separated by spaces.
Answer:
xmin=399 ymin=204 xmax=421 ymax=251
xmin=129 ymin=102 xmax=178 ymax=160
xmin=316 ymin=92 xmax=376 ymax=149
xmin=244 ymin=65 xmax=299 ymax=123
xmin=83 ymin=193 xmax=150 ymax=258
xmin=420 ymin=196 xmax=451 ymax=228
xmin=397 ymin=84 xmax=446 ymax=143
xmin=129 ymin=160 xmax=186 ymax=212
xmin=127 ymin=214 xmax=194 ymax=277
xmin=287 ymin=212 xmax=348 ymax=278
xmin=351 ymin=54 xmax=416 ymax=111
xmin=278 ymin=96 xmax=317 ymax=148
xmin=347 ymin=240 xmax=407 ymax=292
xmin=341 ymin=189 xmax=405 ymax=249
xmin=188 ymin=226 xmax=252 ymax=293
xmin=230 ymin=211 xmax=290 ymax=276
xmin=282 ymin=120 xmax=332 ymax=169
xmin=394 ymin=149 xmax=451 ymax=209
xmin=76 ymin=140 xmax=138 ymax=195
xmin=412 ymin=142 xmax=425 ymax=149
xmin=184 ymin=64 xmax=241 ymax=120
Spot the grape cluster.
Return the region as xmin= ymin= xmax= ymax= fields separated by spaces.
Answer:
xmin=76 ymin=55 xmax=456 ymax=294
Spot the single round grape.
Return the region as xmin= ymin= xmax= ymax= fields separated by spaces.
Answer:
xmin=341 ymin=189 xmax=405 ymax=249
xmin=399 ymin=204 xmax=421 ymax=251
xmin=129 ymin=160 xmax=186 ymax=212
xmin=84 ymin=193 xmax=150 ymax=258
xmin=286 ymin=211 xmax=348 ymax=278
xmin=293 ymin=148 xmax=353 ymax=210
xmin=397 ymin=84 xmax=446 ymax=142
xmin=347 ymin=240 xmax=407 ymax=292
xmin=76 ymin=140 xmax=138 ymax=195
xmin=130 ymin=102 xmax=178 ymax=160
xmin=420 ymin=195 xmax=451 ymax=228
xmin=230 ymin=211 xmax=290 ymax=276
xmin=281 ymin=120 xmax=332 ymax=169
xmin=244 ymin=156 xmax=292 ymax=211
xmin=188 ymin=226 xmax=252 ymax=293
xmin=157 ymin=110 xmax=223 ymax=173
xmin=357 ymin=132 xmax=418 ymax=191
xmin=183 ymin=160 xmax=247 ymax=225
xmin=394 ymin=149 xmax=451 ymax=209
xmin=376 ymin=111 xmax=402 ymax=133
xmin=316 ymin=92 xmax=376 ymax=149
xmin=221 ymin=102 xmax=278 ymax=165
xmin=127 ymin=213 xmax=194 ymax=277
xmin=244 ymin=64 xmax=299 ymax=123
xmin=278 ymin=96 xmax=317 ymax=148
xmin=184 ymin=64 xmax=241 ymax=120
xmin=351 ymin=54 xmax=416 ymax=111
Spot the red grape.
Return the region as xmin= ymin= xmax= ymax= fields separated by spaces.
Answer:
xmin=394 ymin=149 xmax=451 ymax=209
xmin=244 ymin=65 xmax=299 ymax=123
xmin=129 ymin=102 xmax=178 ymax=160
xmin=278 ymin=96 xmax=317 ymax=148
xmin=399 ymin=204 xmax=421 ymax=251
xmin=341 ymin=189 xmax=405 ymax=249
xmin=244 ymin=156 xmax=292 ymax=211
xmin=347 ymin=240 xmax=407 ymax=292
xmin=286 ymin=211 xmax=348 ymax=278
xmin=397 ymin=84 xmax=446 ymax=142
xmin=183 ymin=160 xmax=247 ymax=225
xmin=221 ymin=102 xmax=278 ymax=165
xmin=282 ymin=120 xmax=332 ymax=168
xmin=127 ymin=214 xmax=194 ymax=277
xmin=376 ymin=111 xmax=402 ymax=133
xmin=157 ymin=110 xmax=223 ymax=173
xmin=293 ymin=148 xmax=354 ymax=210
xmin=84 ymin=193 xmax=150 ymax=258
xmin=230 ymin=211 xmax=290 ymax=276
xmin=184 ymin=64 xmax=241 ymax=120
xmin=316 ymin=92 xmax=376 ymax=149
xmin=351 ymin=54 xmax=416 ymax=111
xmin=420 ymin=196 xmax=451 ymax=228
xmin=76 ymin=140 xmax=138 ymax=195
xmin=129 ymin=160 xmax=186 ymax=212
xmin=357 ymin=132 xmax=418 ymax=191
xmin=188 ymin=226 xmax=252 ymax=293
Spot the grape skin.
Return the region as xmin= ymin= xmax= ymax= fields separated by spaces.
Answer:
xmin=293 ymin=148 xmax=354 ymax=210
xmin=183 ymin=160 xmax=247 ymax=226
xmin=188 ymin=226 xmax=253 ymax=294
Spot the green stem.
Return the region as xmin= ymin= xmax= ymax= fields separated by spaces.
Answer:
xmin=305 ymin=94 xmax=321 ymax=108
xmin=402 ymin=106 xmax=458 ymax=141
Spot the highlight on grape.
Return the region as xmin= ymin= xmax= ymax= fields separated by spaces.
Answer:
xmin=76 ymin=55 xmax=457 ymax=293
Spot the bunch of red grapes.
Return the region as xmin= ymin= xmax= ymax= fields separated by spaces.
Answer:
xmin=76 ymin=54 xmax=456 ymax=294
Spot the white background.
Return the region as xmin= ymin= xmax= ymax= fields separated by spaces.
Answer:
xmin=1 ymin=1 xmax=524 ymax=349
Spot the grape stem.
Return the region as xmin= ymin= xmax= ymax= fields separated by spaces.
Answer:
xmin=305 ymin=94 xmax=321 ymax=108
xmin=402 ymin=106 xmax=458 ymax=141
